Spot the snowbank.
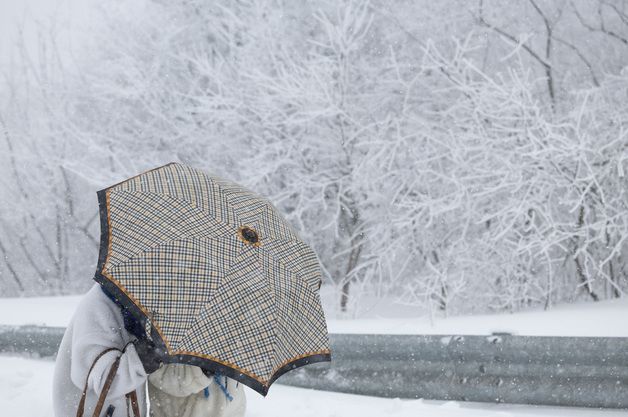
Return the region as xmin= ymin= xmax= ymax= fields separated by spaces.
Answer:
xmin=1 ymin=291 xmax=627 ymax=337
xmin=327 ymin=297 xmax=628 ymax=337
xmin=0 ymin=356 xmax=624 ymax=417
xmin=0 ymin=294 xmax=83 ymax=327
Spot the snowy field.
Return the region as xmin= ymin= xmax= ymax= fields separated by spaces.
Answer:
xmin=1 ymin=292 xmax=628 ymax=416
xmin=2 ymin=288 xmax=628 ymax=337
xmin=1 ymin=355 xmax=626 ymax=417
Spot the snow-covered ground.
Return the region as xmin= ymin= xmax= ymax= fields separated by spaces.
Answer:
xmin=326 ymin=297 xmax=628 ymax=337
xmin=0 ymin=295 xmax=628 ymax=417
xmin=1 ymin=291 xmax=628 ymax=415
xmin=2 ymin=288 xmax=627 ymax=337
xmin=0 ymin=293 xmax=84 ymax=328
xmin=1 ymin=290 xmax=627 ymax=415
xmin=1 ymin=355 xmax=625 ymax=417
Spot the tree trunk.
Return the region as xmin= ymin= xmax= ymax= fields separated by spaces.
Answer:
xmin=573 ymin=205 xmax=599 ymax=302
xmin=340 ymin=240 xmax=363 ymax=312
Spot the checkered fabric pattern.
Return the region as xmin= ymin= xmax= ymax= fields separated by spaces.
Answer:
xmin=99 ymin=162 xmax=330 ymax=388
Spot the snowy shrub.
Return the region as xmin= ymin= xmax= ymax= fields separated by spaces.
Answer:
xmin=1 ymin=0 xmax=627 ymax=318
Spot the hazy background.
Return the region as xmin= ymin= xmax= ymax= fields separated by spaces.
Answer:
xmin=1 ymin=0 xmax=627 ymax=318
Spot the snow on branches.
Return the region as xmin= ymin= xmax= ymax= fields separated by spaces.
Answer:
xmin=1 ymin=0 xmax=627 ymax=317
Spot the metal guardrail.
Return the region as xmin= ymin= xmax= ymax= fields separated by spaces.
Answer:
xmin=282 ymin=333 xmax=628 ymax=409
xmin=1 ymin=325 xmax=627 ymax=409
xmin=0 ymin=325 xmax=64 ymax=357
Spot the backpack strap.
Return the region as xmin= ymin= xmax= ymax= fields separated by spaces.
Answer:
xmin=75 ymin=347 xmax=122 ymax=417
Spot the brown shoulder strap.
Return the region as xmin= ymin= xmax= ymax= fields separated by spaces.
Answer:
xmin=75 ymin=347 xmax=121 ymax=417
xmin=126 ymin=390 xmax=141 ymax=417
xmin=91 ymin=354 xmax=122 ymax=417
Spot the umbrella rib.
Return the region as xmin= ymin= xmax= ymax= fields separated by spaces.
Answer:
xmin=114 ymin=188 xmax=239 ymax=226
xmin=260 ymin=204 xmax=301 ymax=242
xmin=176 ymin=243 xmax=248 ymax=340
xmin=254 ymin=251 xmax=281 ymax=378
xmin=119 ymin=188 xmax=208 ymax=214
xmin=106 ymin=235 xmax=236 ymax=272
xmin=105 ymin=190 xmax=240 ymax=270
xmin=258 ymin=243 xmax=316 ymax=278
xmin=210 ymin=176 xmax=276 ymax=216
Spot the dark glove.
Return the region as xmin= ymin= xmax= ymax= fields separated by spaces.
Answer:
xmin=132 ymin=337 xmax=164 ymax=374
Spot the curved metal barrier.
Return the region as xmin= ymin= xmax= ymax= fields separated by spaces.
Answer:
xmin=1 ymin=325 xmax=627 ymax=408
xmin=0 ymin=325 xmax=64 ymax=357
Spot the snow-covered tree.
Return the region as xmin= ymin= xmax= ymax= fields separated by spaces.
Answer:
xmin=1 ymin=0 xmax=627 ymax=318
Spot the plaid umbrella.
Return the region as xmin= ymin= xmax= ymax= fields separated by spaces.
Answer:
xmin=93 ymin=162 xmax=331 ymax=395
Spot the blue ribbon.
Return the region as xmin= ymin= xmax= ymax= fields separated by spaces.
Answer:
xmin=203 ymin=371 xmax=233 ymax=402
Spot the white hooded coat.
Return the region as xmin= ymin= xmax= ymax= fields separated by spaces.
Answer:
xmin=148 ymin=364 xmax=246 ymax=417
xmin=53 ymin=284 xmax=148 ymax=417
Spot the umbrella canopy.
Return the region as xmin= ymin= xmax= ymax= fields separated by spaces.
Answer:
xmin=94 ymin=162 xmax=331 ymax=395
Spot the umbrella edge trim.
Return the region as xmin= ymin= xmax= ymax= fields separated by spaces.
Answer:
xmin=94 ymin=187 xmax=176 ymax=354
xmin=169 ymin=352 xmax=269 ymax=395
xmin=267 ymin=350 xmax=332 ymax=389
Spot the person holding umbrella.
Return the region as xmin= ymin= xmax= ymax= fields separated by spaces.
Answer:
xmin=52 ymin=282 xmax=157 ymax=417
xmin=52 ymin=162 xmax=331 ymax=416
xmin=100 ymin=281 xmax=247 ymax=417
xmin=53 ymin=281 xmax=246 ymax=417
